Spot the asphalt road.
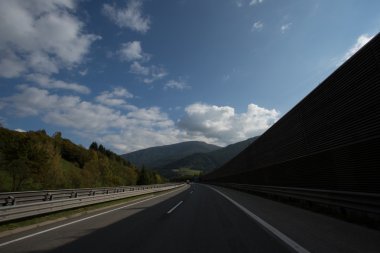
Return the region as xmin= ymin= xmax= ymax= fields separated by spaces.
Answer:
xmin=0 ymin=184 xmax=295 ymax=253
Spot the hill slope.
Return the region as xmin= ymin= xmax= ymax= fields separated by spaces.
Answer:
xmin=159 ymin=137 xmax=258 ymax=177
xmin=122 ymin=141 xmax=221 ymax=169
xmin=0 ymin=127 xmax=164 ymax=192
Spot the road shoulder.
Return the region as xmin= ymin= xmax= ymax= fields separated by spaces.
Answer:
xmin=211 ymin=184 xmax=380 ymax=253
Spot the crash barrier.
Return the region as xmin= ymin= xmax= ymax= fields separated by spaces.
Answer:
xmin=0 ymin=183 xmax=184 ymax=222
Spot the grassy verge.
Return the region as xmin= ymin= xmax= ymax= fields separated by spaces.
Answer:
xmin=172 ymin=168 xmax=202 ymax=177
xmin=0 ymin=187 xmax=178 ymax=234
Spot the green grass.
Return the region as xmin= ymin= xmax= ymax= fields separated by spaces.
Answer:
xmin=172 ymin=168 xmax=202 ymax=177
xmin=60 ymin=158 xmax=80 ymax=172
xmin=0 ymin=188 xmax=174 ymax=234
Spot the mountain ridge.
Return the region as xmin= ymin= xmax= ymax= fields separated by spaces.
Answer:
xmin=122 ymin=137 xmax=258 ymax=178
xmin=159 ymin=137 xmax=258 ymax=177
xmin=122 ymin=141 xmax=221 ymax=169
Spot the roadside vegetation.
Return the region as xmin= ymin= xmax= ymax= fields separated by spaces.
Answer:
xmin=0 ymin=127 xmax=166 ymax=192
xmin=171 ymin=168 xmax=203 ymax=182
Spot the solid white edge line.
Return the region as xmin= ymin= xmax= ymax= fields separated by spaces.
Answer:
xmin=0 ymin=186 xmax=185 ymax=248
xmin=167 ymin=201 xmax=183 ymax=214
xmin=207 ymin=185 xmax=310 ymax=253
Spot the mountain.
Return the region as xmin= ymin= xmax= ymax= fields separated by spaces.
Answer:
xmin=159 ymin=137 xmax=258 ymax=177
xmin=122 ymin=137 xmax=258 ymax=179
xmin=121 ymin=141 xmax=222 ymax=169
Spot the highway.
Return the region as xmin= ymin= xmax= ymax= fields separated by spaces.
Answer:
xmin=1 ymin=184 xmax=380 ymax=253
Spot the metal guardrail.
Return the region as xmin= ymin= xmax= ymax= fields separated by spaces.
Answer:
xmin=0 ymin=184 xmax=176 ymax=206
xmin=211 ymin=183 xmax=380 ymax=220
xmin=0 ymin=183 xmax=184 ymax=223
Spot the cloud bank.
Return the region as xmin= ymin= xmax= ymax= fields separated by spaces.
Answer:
xmin=178 ymin=103 xmax=279 ymax=145
xmin=0 ymin=86 xmax=280 ymax=152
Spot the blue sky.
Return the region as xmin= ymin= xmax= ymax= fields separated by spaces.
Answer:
xmin=0 ymin=0 xmax=379 ymax=153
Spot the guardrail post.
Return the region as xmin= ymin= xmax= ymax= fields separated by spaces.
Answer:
xmin=44 ymin=193 xmax=53 ymax=201
xmin=5 ymin=196 xmax=16 ymax=206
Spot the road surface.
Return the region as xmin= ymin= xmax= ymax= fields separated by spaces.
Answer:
xmin=1 ymin=183 xmax=379 ymax=253
xmin=0 ymin=184 xmax=295 ymax=253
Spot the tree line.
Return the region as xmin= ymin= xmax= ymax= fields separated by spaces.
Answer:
xmin=0 ymin=127 xmax=166 ymax=192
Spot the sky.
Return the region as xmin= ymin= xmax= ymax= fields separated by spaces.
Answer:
xmin=0 ymin=0 xmax=379 ymax=154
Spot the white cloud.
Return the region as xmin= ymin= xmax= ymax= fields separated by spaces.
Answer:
xmin=252 ymin=21 xmax=264 ymax=31
xmin=164 ymin=79 xmax=191 ymax=90
xmin=15 ymin=128 xmax=26 ymax=132
xmin=235 ymin=0 xmax=263 ymax=7
xmin=110 ymin=87 xmax=134 ymax=98
xmin=342 ymin=34 xmax=374 ymax=62
xmin=0 ymin=0 xmax=100 ymax=78
xmin=178 ymin=103 xmax=279 ymax=145
xmin=99 ymin=127 xmax=180 ymax=153
xmin=0 ymin=86 xmax=178 ymax=152
xmin=143 ymin=66 xmax=168 ymax=84
xmin=119 ymin=41 xmax=150 ymax=62
xmin=95 ymin=87 xmax=136 ymax=110
xmin=281 ymin=23 xmax=292 ymax=33
xmin=249 ymin=0 xmax=264 ymax=6
xmin=121 ymin=42 xmax=167 ymax=84
xmin=102 ymin=0 xmax=150 ymax=33
xmin=0 ymin=50 xmax=26 ymax=78
xmin=130 ymin=62 xmax=167 ymax=84
xmin=235 ymin=0 xmax=243 ymax=7
xmin=27 ymin=74 xmax=91 ymax=94
xmin=130 ymin=61 xmax=150 ymax=76
xmin=79 ymin=69 xmax=88 ymax=76
xmin=1 ymin=85 xmax=74 ymax=116
xmin=0 ymin=86 xmax=279 ymax=153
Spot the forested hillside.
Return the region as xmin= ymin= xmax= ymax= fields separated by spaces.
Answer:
xmin=122 ymin=137 xmax=258 ymax=179
xmin=160 ymin=137 xmax=258 ymax=176
xmin=122 ymin=141 xmax=221 ymax=169
xmin=0 ymin=127 xmax=165 ymax=192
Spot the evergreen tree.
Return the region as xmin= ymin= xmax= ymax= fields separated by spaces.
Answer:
xmin=98 ymin=144 xmax=106 ymax=153
xmin=137 ymin=167 xmax=149 ymax=185
xmin=89 ymin=142 xmax=98 ymax=151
